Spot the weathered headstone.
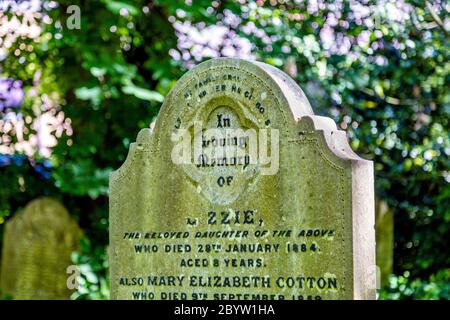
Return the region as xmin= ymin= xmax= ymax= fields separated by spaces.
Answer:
xmin=0 ymin=197 xmax=81 ymax=299
xmin=375 ymin=198 xmax=394 ymax=287
xmin=109 ymin=58 xmax=375 ymax=300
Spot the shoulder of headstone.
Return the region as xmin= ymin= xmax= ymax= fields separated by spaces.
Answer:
xmin=297 ymin=115 xmax=372 ymax=164
xmin=110 ymin=128 xmax=154 ymax=182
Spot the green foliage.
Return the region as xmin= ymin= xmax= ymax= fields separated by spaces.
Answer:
xmin=71 ymin=237 xmax=109 ymax=300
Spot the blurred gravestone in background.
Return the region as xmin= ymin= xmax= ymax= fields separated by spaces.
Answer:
xmin=0 ymin=197 xmax=81 ymax=299
xmin=376 ymin=198 xmax=394 ymax=287
xmin=110 ymin=58 xmax=376 ymax=300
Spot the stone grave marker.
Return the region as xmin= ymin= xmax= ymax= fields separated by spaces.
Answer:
xmin=109 ymin=58 xmax=375 ymax=300
xmin=0 ymin=197 xmax=82 ymax=299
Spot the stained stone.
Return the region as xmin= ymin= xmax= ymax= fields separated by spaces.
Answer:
xmin=375 ymin=198 xmax=394 ymax=287
xmin=109 ymin=58 xmax=375 ymax=300
xmin=0 ymin=197 xmax=82 ymax=299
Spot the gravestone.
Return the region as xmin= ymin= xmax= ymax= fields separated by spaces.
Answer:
xmin=375 ymin=198 xmax=394 ymax=287
xmin=109 ymin=58 xmax=375 ymax=300
xmin=0 ymin=197 xmax=82 ymax=299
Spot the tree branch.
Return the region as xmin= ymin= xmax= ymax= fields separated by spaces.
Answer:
xmin=425 ymin=0 xmax=448 ymax=35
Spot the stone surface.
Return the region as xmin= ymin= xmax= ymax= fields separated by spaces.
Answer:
xmin=375 ymin=198 xmax=394 ymax=287
xmin=0 ymin=197 xmax=82 ymax=299
xmin=109 ymin=58 xmax=375 ymax=300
